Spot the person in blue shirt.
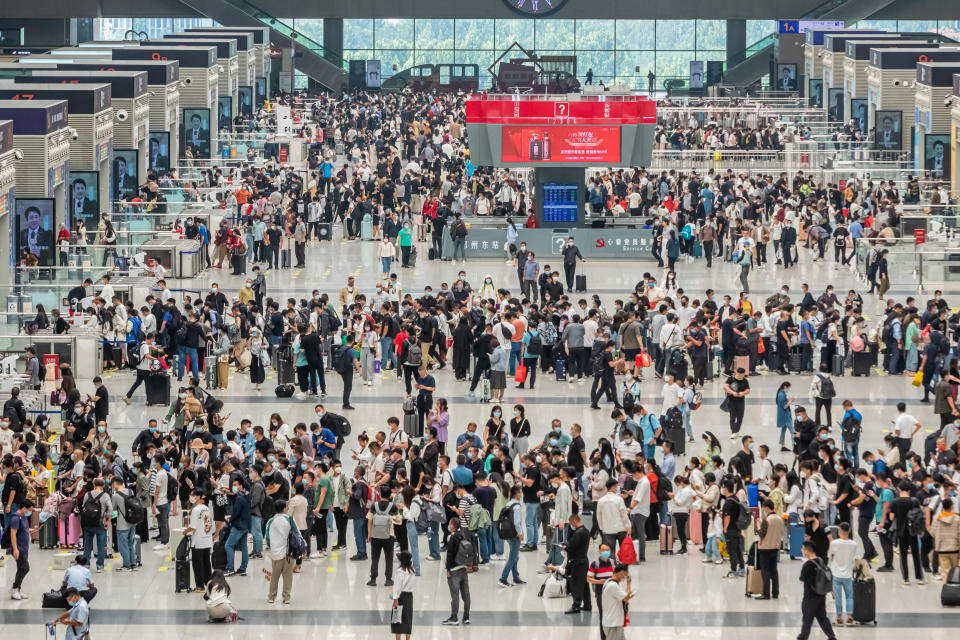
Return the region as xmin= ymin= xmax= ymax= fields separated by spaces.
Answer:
xmin=8 ymin=500 xmax=33 ymax=600
xmin=839 ymin=400 xmax=863 ymax=463
xmin=52 ymin=587 xmax=91 ymax=640
xmin=798 ymin=310 xmax=816 ymax=373
xmin=313 ymin=422 xmax=337 ymax=460
xmin=848 ymin=217 xmax=863 ymax=240
xmin=661 ymin=441 xmax=676 ymax=481
xmin=518 ymin=323 xmax=541 ymax=389
xmin=237 ymin=420 xmax=256 ymax=465
xmin=197 ymin=221 xmax=210 ymax=269
xmin=455 ymin=422 xmax=483 ymax=455
xmin=452 ymin=454 xmax=474 ymax=489
xmin=224 ymin=482 xmax=252 ymax=576
xmin=636 ymin=405 xmax=661 ymax=460
xmin=873 ymin=474 xmax=896 ymax=571
xmin=702 ymin=185 xmax=714 ymax=215
xmin=61 ymin=555 xmax=97 ymax=603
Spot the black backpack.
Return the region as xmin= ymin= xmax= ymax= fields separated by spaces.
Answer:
xmin=122 ymin=491 xmax=146 ymax=525
xmin=810 ymin=558 xmax=834 ymax=596
xmin=332 ymin=345 xmax=353 ymax=374
xmin=166 ymin=472 xmax=178 ymax=502
xmin=526 ymin=333 xmax=542 ymax=356
xmin=906 ymin=503 xmax=926 ymax=537
xmin=80 ymin=494 xmax=103 ymax=528
xmin=818 ymin=375 xmax=836 ymax=399
xmin=841 ymin=416 xmax=861 ymax=442
xmin=454 ymin=533 xmax=478 ymax=567
xmin=497 ymin=503 xmax=519 ymax=540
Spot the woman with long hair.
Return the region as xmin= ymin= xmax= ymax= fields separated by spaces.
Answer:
xmin=775 ymin=381 xmax=794 ymax=452
xmin=401 ymin=486 xmax=422 ymax=578
xmin=390 ymin=550 xmax=416 ymax=640
xmin=701 ymin=431 xmax=722 ymax=473
xmin=508 ymin=404 xmax=530 ymax=461
xmin=203 ymin=570 xmax=237 ymax=623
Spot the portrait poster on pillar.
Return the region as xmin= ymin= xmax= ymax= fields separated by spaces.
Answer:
xmin=238 ymin=85 xmax=253 ymax=116
xmin=217 ymin=96 xmax=232 ymax=132
xmin=255 ymin=77 xmax=266 ymax=107
xmin=924 ymin=134 xmax=950 ymax=179
xmin=827 ymin=88 xmax=844 ymax=123
xmin=776 ymin=63 xmax=797 ymax=92
xmin=113 ymin=149 xmax=140 ymax=203
xmin=808 ymin=79 xmax=823 ymax=107
xmin=689 ymin=61 xmax=704 ymax=89
xmin=874 ymin=110 xmax=902 ymax=151
xmin=182 ymin=107 xmax=211 ymax=159
xmin=15 ymin=198 xmax=55 ymax=267
xmin=850 ymin=99 xmax=868 ymax=133
xmin=148 ymin=132 xmax=170 ymax=174
xmin=68 ymin=171 xmax=100 ymax=230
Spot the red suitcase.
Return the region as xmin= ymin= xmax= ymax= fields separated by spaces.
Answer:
xmin=58 ymin=514 xmax=80 ymax=546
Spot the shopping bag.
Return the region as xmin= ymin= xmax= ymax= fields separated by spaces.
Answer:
xmin=515 ymin=364 xmax=527 ymax=383
xmin=636 ymin=351 xmax=651 ymax=368
xmin=617 ymin=535 xmax=637 ymax=564
xmin=391 ymin=604 xmax=403 ymax=624
xmin=912 ymin=371 xmax=924 ymax=387
xmin=757 ymin=339 xmax=765 ymax=355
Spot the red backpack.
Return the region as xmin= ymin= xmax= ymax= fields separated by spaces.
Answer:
xmin=617 ymin=535 xmax=637 ymax=565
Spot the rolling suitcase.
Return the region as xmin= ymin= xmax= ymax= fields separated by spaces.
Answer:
xmin=175 ymin=558 xmax=191 ymax=592
xmin=277 ymin=350 xmax=295 ymax=385
xmin=832 ymin=353 xmax=845 ymax=377
xmin=146 ymin=373 xmax=171 ymax=406
xmin=659 ymin=523 xmax=674 ymax=554
xmin=575 ymin=274 xmax=587 ymax=292
xmin=479 ymin=376 xmax=491 ymax=403
xmin=134 ymin=534 xmax=142 ymax=567
xmin=205 ymin=355 xmax=218 ymax=388
xmin=941 ymin=567 xmax=960 ymax=606
xmin=281 ymin=248 xmax=291 ymax=268
xmin=39 ymin=516 xmax=58 ymax=548
xmin=854 ymin=577 xmax=877 ymax=621
xmin=689 ymin=508 xmax=703 ymax=545
xmin=745 ymin=566 xmax=763 ymax=596
xmin=58 ymin=514 xmax=80 ymax=546
xmin=664 ymin=426 xmax=685 ymax=455
xmin=428 ymin=247 xmax=436 ymax=260
xmin=212 ymin=539 xmax=227 ymax=571
xmin=554 ymin=359 xmax=566 ymax=381
xmin=403 ymin=411 xmax=420 ymax=437
xmin=788 ymin=522 xmax=805 ymax=559
xmin=788 ymin=348 xmax=803 ymax=373
xmin=408 ymin=247 xmax=417 ymax=267
xmin=852 ymin=351 xmax=871 ymax=377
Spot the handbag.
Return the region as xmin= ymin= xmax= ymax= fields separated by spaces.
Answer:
xmin=719 ymin=396 xmax=731 ymax=413
xmin=391 ymin=604 xmax=403 ymax=624
xmin=214 ymin=493 xmax=228 ymax=507
xmin=912 ymin=371 xmax=924 ymax=387
xmin=514 ymin=364 xmax=527 ymax=384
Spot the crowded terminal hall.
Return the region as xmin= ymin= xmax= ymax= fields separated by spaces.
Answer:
xmin=1 ymin=6 xmax=960 ymax=640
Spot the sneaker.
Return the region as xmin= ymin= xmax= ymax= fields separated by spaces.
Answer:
xmin=11 ymin=589 xmax=22 ymax=600
xmin=283 ymin=598 xmax=291 ymax=604
xmin=513 ymin=579 xmax=527 ymax=585
xmin=332 ymin=545 xmax=347 ymax=551
xmin=267 ymin=598 xmax=275 ymax=604
xmin=384 ymin=579 xmax=394 ymax=586
xmin=442 ymin=617 xmax=459 ymax=626
xmin=153 ymin=544 xmax=167 ymax=551
xmin=462 ymin=617 xmax=471 ymax=625
xmin=903 ymin=580 xmax=911 ymax=586
xmin=96 ymin=567 xmax=103 ymax=573
xmin=498 ymin=579 xmax=513 ymax=587
xmin=224 ymin=570 xmax=238 ymax=577
xmin=729 ymin=434 xmax=738 ymax=440
xmin=122 ymin=396 xmax=131 ymax=405
xmin=723 ymin=571 xmax=739 ymax=579
xmin=714 ymin=560 xmax=723 ymax=565
xmin=701 ymin=558 xmax=713 ymax=563
xmin=310 ymin=551 xmax=323 ymax=559
xmin=876 ymin=566 xmax=894 ymax=572
xmin=366 ymin=579 xmax=377 ymax=587
xmin=836 ymin=617 xmax=844 ymax=627
xmin=917 ymin=579 xmax=927 ymax=585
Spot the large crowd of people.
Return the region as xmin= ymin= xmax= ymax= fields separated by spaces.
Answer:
xmin=1 ymin=88 xmax=958 ymax=640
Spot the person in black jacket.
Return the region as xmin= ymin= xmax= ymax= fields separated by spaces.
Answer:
xmin=300 ymin=324 xmax=326 ymax=397
xmin=797 ymin=541 xmax=837 ymax=640
xmin=131 ymin=420 xmax=163 ymax=463
xmin=2 ymin=388 xmax=26 ymax=432
xmin=563 ymin=513 xmax=592 ymax=614
xmin=442 ymin=518 xmax=472 ymax=626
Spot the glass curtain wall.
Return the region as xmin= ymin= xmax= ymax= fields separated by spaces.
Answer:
xmin=97 ymin=18 xmax=218 ymax=40
xmin=287 ymin=18 xmax=731 ymax=89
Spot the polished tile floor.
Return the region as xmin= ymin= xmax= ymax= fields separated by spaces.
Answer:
xmin=3 ymin=231 xmax=956 ymax=638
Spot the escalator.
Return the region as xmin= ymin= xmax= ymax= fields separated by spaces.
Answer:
xmin=722 ymin=33 xmax=777 ymax=87
xmin=176 ymin=0 xmax=348 ymax=93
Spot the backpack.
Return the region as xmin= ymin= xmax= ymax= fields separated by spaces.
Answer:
xmin=906 ymin=503 xmax=926 ymax=537
xmin=526 ymin=333 xmax=542 ymax=356
xmin=370 ymin=502 xmax=393 ymax=539
xmin=810 ymin=557 xmax=834 ymax=596
xmin=617 ymin=534 xmax=637 ymax=564
xmin=331 ymin=345 xmax=353 ymax=374
xmin=681 ymin=224 xmax=692 ymax=240
xmin=122 ymin=491 xmax=146 ymax=525
xmin=80 ymin=493 xmax=103 ymax=528
xmin=286 ymin=515 xmax=307 ymax=559
xmin=655 ymin=474 xmax=673 ymax=503
xmin=129 ymin=316 xmax=145 ymax=342
xmin=816 ymin=322 xmax=829 ymax=343
xmin=402 ymin=395 xmax=416 ymax=414
xmin=496 ymin=503 xmax=519 ymax=540
xmin=166 ymin=472 xmax=178 ymax=503
xmin=691 ymin=390 xmax=703 ymax=410
xmin=622 ymin=390 xmax=636 ymax=416
xmin=454 ymin=533 xmax=478 ymax=567
xmin=414 ymin=499 xmax=431 ymax=535
xmin=818 ymin=375 xmax=836 ymax=399
xmin=881 ymin=319 xmax=895 ymax=343
xmin=841 ymin=416 xmax=861 ymax=443
xmin=539 ymin=321 xmax=557 ymax=346
xmin=670 ymin=349 xmax=686 ymax=368
xmin=735 ymin=499 xmax=752 ymax=531
xmin=467 ymin=502 xmax=491 ymax=531
xmin=404 ymin=340 xmax=422 ymax=366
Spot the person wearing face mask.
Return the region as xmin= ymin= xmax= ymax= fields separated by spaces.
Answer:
xmin=398 ymin=221 xmax=414 ymax=267
xmin=131 ymin=419 xmax=163 ymax=464
xmin=223 ymin=479 xmax=252 ymax=577
xmin=50 ymin=587 xmax=91 ymax=638
xmin=561 ymin=237 xmax=585 ymax=293
xmin=7 ymin=499 xmax=33 ymax=599
xmin=182 ymin=489 xmax=213 ymax=590
xmin=476 ymin=274 xmax=496 ymax=300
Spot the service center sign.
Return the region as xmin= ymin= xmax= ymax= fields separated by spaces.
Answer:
xmin=501 ymin=126 xmax=621 ymax=164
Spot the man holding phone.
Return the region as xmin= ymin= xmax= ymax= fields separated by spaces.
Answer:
xmin=601 ymin=563 xmax=635 ymax=640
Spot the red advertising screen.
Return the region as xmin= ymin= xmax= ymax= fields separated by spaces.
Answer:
xmin=501 ymin=126 xmax=620 ymax=163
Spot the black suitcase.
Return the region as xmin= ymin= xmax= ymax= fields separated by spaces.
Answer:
xmin=853 ymin=578 xmax=877 ymax=623
xmin=230 ymin=253 xmax=246 ymax=275
xmin=39 ymin=515 xmax=58 ymax=549
xmin=277 ymin=353 xmax=295 ymax=385
xmin=146 ymin=373 xmax=171 ymax=406
xmin=42 ymin=589 xmax=67 ymax=609
xmin=428 ymin=247 xmax=436 ymax=260
xmin=134 ymin=534 xmax=142 ymax=567
xmin=281 ymin=248 xmax=291 ymax=268
xmin=275 ymin=383 xmax=295 ymax=398
xmin=175 ymin=558 xmax=191 ymax=592
xmin=212 ymin=539 xmax=227 ymax=571
xmin=664 ymin=426 xmax=686 ymax=455
xmin=852 ymin=351 xmax=872 ymax=377
xmin=832 ymin=353 xmax=844 ymax=376
xmin=575 ymin=274 xmax=587 ymax=292
xmin=788 ymin=348 xmax=802 ymax=373
xmin=942 ymin=583 xmax=960 ymax=606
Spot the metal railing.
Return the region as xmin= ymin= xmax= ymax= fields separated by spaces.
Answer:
xmin=852 ymin=236 xmax=960 ymax=293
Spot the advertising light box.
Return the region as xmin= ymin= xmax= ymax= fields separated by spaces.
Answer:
xmin=501 ymin=125 xmax=621 ymax=164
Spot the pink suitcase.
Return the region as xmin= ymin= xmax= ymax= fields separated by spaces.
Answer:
xmin=58 ymin=514 xmax=80 ymax=546
xmin=689 ymin=508 xmax=703 ymax=545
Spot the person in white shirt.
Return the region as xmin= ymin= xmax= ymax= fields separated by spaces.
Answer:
xmin=616 ymin=432 xmax=643 ymax=462
xmin=661 ymin=373 xmax=683 ymax=416
xmin=892 ymin=405 xmax=921 ymax=458
xmin=264 ymin=499 xmax=295 ymax=604
xmin=756 ymin=445 xmax=774 ymax=492
xmin=183 ymin=490 xmax=214 ymax=590
xmin=628 ymin=467 xmax=651 ymax=561
xmin=601 ymin=564 xmax=635 ymax=640
xmin=583 ymin=313 xmax=600 ymax=345
xmin=596 ymin=479 xmax=630 ymax=552
xmin=828 ymin=522 xmax=861 ymax=626
xmin=668 ymin=476 xmax=696 ymax=554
